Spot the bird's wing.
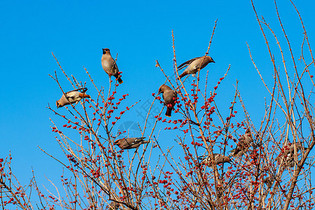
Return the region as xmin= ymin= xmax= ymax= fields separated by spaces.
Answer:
xmin=178 ymin=57 xmax=201 ymax=70
xmin=65 ymin=91 xmax=79 ymax=100
xmin=114 ymin=62 xmax=119 ymax=70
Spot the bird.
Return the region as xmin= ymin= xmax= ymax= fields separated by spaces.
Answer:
xmin=158 ymin=84 xmax=177 ymax=117
xmin=178 ymin=55 xmax=215 ymax=78
xmin=56 ymin=88 xmax=90 ymax=108
xmin=276 ymin=142 xmax=305 ymax=167
xmin=262 ymin=176 xmax=278 ymax=188
xmin=107 ymin=201 xmax=120 ymax=210
xmin=101 ymin=48 xmax=123 ymax=84
xmin=114 ymin=137 xmax=150 ymax=150
xmin=230 ymin=129 xmax=253 ymax=157
xmin=262 ymin=176 xmax=273 ymax=187
xmin=198 ymin=153 xmax=231 ymax=167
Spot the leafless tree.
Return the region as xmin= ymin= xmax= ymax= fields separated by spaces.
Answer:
xmin=0 ymin=1 xmax=314 ymax=209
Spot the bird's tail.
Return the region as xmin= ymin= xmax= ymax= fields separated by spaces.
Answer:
xmin=179 ymin=71 xmax=188 ymax=78
xmin=136 ymin=137 xmax=151 ymax=144
xmin=136 ymin=137 xmax=146 ymax=141
xmin=165 ymin=107 xmax=172 ymax=117
xmin=117 ymin=77 xmax=123 ymax=84
xmin=115 ymin=75 xmax=123 ymax=84
xmin=230 ymin=148 xmax=238 ymax=157
xmin=113 ymin=139 xmax=119 ymax=145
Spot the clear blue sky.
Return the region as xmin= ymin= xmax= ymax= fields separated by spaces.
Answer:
xmin=0 ymin=0 xmax=314 ymax=194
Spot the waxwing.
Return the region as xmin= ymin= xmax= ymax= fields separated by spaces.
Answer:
xmin=178 ymin=55 xmax=215 ymax=78
xmin=101 ymin=48 xmax=123 ymax=84
xmin=276 ymin=142 xmax=305 ymax=167
xmin=114 ymin=137 xmax=149 ymax=150
xmin=230 ymin=129 xmax=253 ymax=157
xmin=198 ymin=153 xmax=231 ymax=167
xmin=56 ymin=88 xmax=90 ymax=108
xmin=158 ymin=84 xmax=177 ymax=117
xmin=107 ymin=201 xmax=120 ymax=210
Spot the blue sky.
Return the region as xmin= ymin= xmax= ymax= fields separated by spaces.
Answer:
xmin=0 ymin=0 xmax=314 ymax=195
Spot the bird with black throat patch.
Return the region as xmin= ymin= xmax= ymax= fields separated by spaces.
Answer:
xmin=101 ymin=48 xmax=123 ymax=84
xmin=178 ymin=55 xmax=215 ymax=78
xmin=158 ymin=84 xmax=177 ymax=117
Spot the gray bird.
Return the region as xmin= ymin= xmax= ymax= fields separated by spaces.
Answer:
xmin=56 ymin=88 xmax=90 ymax=108
xmin=178 ymin=55 xmax=215 ymax=78
xmin=230 ymin=129 xmax=253 ymax=157
xmin=276 ymin=142 xmax=305 ymax=167
xmin=114 ymin=137 xmax=149 ymax=150
xmin=101 ymin=48 xmax=123 ymax=84
xmin=198 ymin=153 xmax=231 ymax=167
xmin=158 ymin=84 xmax=177 ymax=117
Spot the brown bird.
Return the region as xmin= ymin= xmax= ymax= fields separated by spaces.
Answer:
xmin=276 ymin=142 xmax=305 ymax=167
xmin=230 ymin=129 xmax=253 ymax=157
xmin=158 ymin=84 xmax=177 ymax=117
xmin=262 ymin=176 xmax=273 ymax=188
xmin=114 ymin=137 xmax=149 ymax=150
xmin=199 ymin=153 xmax=231 ymax=167
xmin=178 ymin=55 xmax=215 ymax=78
xmin=101 ymin=48 xmax=123 ymax=84
xmin=262 ymin=175 xmax=279 ymax=188
xmin=107 ymin=201 xmax=120 ymax=210
xmin=56 ymin=88 xmax=90 ymax=108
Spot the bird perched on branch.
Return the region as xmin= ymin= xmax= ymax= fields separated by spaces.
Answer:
xmin=262 ymin=175 xmax=279 ymax=188
xmin=101 ymin=48 xmax=123 ymax=84
xmin=178 ymin=55 xmax=215 ymax=78
xmin=107 ymin=201 xmax=120 ymax=210
xmin=198 ymin=153 xmax=231 ymax=167
xmin=114 ymin=137 xmax=149 ymax=150
xmin=230 ymin=129 xmax=253 ymax=157
xmin=276 ymin=142 xmax=305 ymax=168
xmin=56 ymin=88 xmax=90 ymax=108
xmin=158 ymin=84 xmax=177 ymax=117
